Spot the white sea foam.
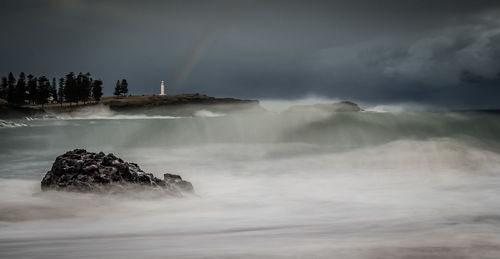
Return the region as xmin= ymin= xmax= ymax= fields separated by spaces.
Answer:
xmin=194 ymin=109 xmax=226 ymax=117
xmin=0 ymin=119 xmax=27 ymax=128
xmin=58 ymin=114 xmax=185 ymax=120
xmin=362 ymin=103 xmax=438 ymax=113
xmin=47 ymin=104 xmax=186 ymax=120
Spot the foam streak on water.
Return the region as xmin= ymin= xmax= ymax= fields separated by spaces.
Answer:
xmin=1 ymin=108 xmax=500 ymax=258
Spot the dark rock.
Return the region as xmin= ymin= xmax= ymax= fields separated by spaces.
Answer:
xmin=41 ymin=149 xmax=194 ymax=196
xmin=164 ymin=173 xmax=194 ymax=193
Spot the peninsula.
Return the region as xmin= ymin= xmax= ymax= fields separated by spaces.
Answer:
xmin=0 ymin=94 xmax=262 ymax=118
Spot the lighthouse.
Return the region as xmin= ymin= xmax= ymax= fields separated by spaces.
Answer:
xmin=160 ymin=80 xmax=165 ymax=96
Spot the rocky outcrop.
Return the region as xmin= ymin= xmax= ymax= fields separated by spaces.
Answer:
xmin=41 ymin=149 xmax=193 ymax=196
xmin=100 ymin=94 xmax=264 ymax=116
xmin=102 ymin=93 xmax=259 ymax=108
xmin=0 ymin=98 xmax=45 ymax=119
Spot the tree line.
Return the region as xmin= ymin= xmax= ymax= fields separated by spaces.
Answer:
xmin=0 ymin=72 xmax=103 ymax=106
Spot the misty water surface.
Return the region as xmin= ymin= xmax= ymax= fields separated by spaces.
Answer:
xmin=1 ymin=104 xmax=500 ymax=258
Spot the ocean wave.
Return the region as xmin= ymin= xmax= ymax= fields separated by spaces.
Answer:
xmin=55 ymin=114 xmax=186 ymax=120
xmin=43 ymin=104 xmax=187 ymax=120
xmin=194 ymin=109 xmax=226 ymax=117
xmin=0 ymin=119 xmax=28 ymax=128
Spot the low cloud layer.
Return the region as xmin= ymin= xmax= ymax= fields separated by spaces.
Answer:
xmin=308 ymin=18 xmax=500 ymax=106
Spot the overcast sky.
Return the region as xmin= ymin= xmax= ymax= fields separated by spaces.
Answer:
xmin=1 ymin=0 xmax=500 ymax=108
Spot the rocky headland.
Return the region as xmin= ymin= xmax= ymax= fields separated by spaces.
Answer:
xmin=94 ymin=93 xmax=264 ymax=116
xmin=0 ymin=94 xmax=263 ymax=118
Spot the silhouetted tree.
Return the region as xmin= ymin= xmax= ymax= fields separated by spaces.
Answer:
xmin=26 ymin=74 xmax=38 ymax=104
xmin=91 ymin=79 xmax=103 ymax=102
xmin=50 ymin=77 xmax=58 ymax=103
xmin=13 ymin=72 xmax=27 ymax=104
xmin=58 ymin=77 xmax=65 ymax=106
xmin=37 ymin=76 xmax=51 ymax=107
xmin=114 ymin=80 xmax=121 ymax=97
xmin=75 ymin=73 xmax=83 ymax=103
xmin=79 ymin=73 xmax=92 ymax=104
xmin=120 ymin=79 xmax=129 ymax=96
xmin=0 ymin=76 xmax=7 ymax=100
xmin=7 ymin=72 xmax=16 ymax=102
xmin=64 ymin=72 xmax=76 ymax=105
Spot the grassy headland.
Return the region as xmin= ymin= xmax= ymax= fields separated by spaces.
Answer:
xmin=1 ymin=94 xmax=261 ymax=118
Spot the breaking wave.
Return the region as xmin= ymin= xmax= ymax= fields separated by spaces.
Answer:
xmin=0 ymin=119 xmax=27 ymax=128
xmin=49 ymin=104 xmax=186 ymax=120
xmin=194 ymin=109 xmax=226 ymax=117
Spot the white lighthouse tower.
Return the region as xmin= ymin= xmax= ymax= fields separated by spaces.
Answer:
xmin=160 ymin=80 xmax=165 ymax=96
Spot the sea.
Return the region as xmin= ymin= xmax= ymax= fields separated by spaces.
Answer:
xmin=1 ymin=101 xmax=500 ymax=258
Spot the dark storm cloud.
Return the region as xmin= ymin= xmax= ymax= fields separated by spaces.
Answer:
xmin=1 ymin=0 xmax=500 ymax=108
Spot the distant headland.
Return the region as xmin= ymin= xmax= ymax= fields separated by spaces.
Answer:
xmin=0 ymin=71 xmax=263 ymax=118
xmin=0 ymin=94 xmax=262 ymax=118
xmin=0 ymin=71 xmax=366 ymax=119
